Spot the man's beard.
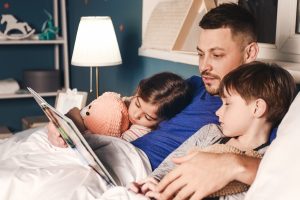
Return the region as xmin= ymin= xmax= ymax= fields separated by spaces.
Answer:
xmin=201 ymin=70 xmax=221 ymax=95
xmin=205 ymin=84 xmax=219 ymax=95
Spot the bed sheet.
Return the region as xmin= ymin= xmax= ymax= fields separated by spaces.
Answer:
xmin=0 ymin=127 xmax=150 ymax=200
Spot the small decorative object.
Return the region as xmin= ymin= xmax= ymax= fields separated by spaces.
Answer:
xmin=0 ymin=78 xmax=20 ymax=94
xmin=0 ymin=31 xmax=5 ymax=40
xmin=38 ymin=10 xmax=59 ymax=40
xmin=0 ymin=14 xmax=35 ymax=40
xmin=23 ymin=69 xmax=61 ymax=93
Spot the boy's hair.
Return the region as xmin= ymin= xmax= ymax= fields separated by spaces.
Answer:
xmin=136 ymin=72 xmax=192 ymax=121
xmin=200 ymin=3 xmax=257 ymax=47
xmin=219 ymin=61 xmax=296 ymax=127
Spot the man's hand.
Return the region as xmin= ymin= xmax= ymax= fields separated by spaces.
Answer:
xmin=155 ymin=151 xmax=236 ymax=200
xmin=46 ymin=122 xmax=67 ymax=148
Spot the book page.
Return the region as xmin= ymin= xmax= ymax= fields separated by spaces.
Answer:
xmin=141 ymin=0 xmax=193 ymax=51
xmin=27 ymin=87 xmax=118 ymax=187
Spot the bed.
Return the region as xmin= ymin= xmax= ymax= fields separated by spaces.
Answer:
xmin=1 ymin=92 xmax=300 ymax=200
xmin=0 ymin=127 xmax=149 ymax=200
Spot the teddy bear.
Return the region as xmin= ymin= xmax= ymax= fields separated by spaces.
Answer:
xmin=80 ymin=92 xmax=130 ymax=137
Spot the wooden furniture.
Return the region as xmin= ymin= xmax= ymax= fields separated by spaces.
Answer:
xmin=0 ymin=0 xmax=69 ymax=99
xmin=0 ymin=126 xmax=13 ymax=139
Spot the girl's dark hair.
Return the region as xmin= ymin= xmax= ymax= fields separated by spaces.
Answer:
xmin=219 ymin=61 xmax=296 ymax=127
xmin=136 ymin=72 xmax=192 ymax=121
xmin=200 ymin=3 xmax=257 ymax=45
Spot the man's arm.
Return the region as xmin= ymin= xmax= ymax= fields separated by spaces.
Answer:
xmin=155 ymin=151 xmax=261 ymax=200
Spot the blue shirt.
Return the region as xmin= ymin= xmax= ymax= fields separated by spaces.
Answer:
xmin=131 ymin=76 xmax=222 ymax=170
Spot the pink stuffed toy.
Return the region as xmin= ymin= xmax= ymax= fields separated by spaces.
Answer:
xmin=81 ymin=92 xmax=130 ymax=137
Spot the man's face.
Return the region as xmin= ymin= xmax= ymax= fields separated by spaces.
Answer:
xmin=197 ymin=28 xmax=246 ymax=95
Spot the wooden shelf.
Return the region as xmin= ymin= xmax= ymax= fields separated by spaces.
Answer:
xmin=0 ymin=37 xmax=65 ymax=45
xmin=0 ymin=92 xmax=57 ymax=100
xmin=0 ymin=0 xmax=69 ymax=100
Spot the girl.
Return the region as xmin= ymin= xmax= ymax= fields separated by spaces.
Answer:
xmin=54 ymin=72 xmax=192 ymax=143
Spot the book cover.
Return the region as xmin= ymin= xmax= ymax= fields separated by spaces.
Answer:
xmin=27 ymin=87 xmax=118 ymax=187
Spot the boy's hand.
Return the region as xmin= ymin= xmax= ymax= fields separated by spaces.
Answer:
xmin=47 ymin=122 xmax=67 ymax=148
xmin=129 ymin=177 xmax=160 ymax=198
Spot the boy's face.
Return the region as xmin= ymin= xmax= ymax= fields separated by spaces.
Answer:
xmin=197 ymin=28 xmax=247 ymax=95
xmin=128 ymin=96 xmax=159 ymax=128
xmin=216 ymin=89 xmax=255 ymax=137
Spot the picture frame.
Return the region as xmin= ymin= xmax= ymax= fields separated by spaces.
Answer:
xmin=55 ymin=89 xmax=88 ymax=114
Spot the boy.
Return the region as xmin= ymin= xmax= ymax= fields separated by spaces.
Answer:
xmin=131 ymin=61 xmax=296 ymax=199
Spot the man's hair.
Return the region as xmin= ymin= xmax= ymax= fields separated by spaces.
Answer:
xmin=136 ymin=72 xmax=192 ymax=121
xmin=219 ymin=61 xmax=296 ymax=127
xmin=200 ymin=3 xmax=257 ymax=45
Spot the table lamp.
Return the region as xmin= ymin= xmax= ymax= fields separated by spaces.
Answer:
xmin=71 ymin=16 xmax=122 ymax=97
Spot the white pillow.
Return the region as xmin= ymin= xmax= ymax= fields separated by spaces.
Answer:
xmin=245 ymin=92 xmax=300 ymax=200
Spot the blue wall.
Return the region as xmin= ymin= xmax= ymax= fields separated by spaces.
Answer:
xmin=0 ymin=0 xmax=198 ymax=132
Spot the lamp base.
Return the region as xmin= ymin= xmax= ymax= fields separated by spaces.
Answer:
xmin=96 ymin=67 xmax=99 ymax=97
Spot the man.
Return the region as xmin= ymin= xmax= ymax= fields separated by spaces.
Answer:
xmin=48 ymin=3 xmax=263 ymax=199
xmin=154 ymin=3 xmax=262 ymax=200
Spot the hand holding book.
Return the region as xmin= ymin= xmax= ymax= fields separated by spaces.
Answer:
xmin=46 ymin=122 xmax=67 ymax=148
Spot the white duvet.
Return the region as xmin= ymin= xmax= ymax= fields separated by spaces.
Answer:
xmin=0 ymin=127 xmax=150 ymax=200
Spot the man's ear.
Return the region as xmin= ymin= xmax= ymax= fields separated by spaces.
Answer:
xmin=253 ymin=98 xmax=267 ymax=118
xmin=244 ymin=42 xmax=259 ymax=63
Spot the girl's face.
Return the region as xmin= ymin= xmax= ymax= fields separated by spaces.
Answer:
xmin=215 ymin=89 xmax=255 ymax=137
xmin=128 ymin=96 xmax=160 ymax=128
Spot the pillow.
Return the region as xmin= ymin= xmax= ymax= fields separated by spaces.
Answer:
xmin=245 ymin=92 xmax=300 ymax=200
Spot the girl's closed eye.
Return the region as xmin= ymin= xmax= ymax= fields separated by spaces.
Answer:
xmin=145 ymin=115 xmax=154 ymax=121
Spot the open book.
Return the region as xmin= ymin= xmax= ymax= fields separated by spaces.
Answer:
xmin=28 ymin=87 xmax=118 ymax=187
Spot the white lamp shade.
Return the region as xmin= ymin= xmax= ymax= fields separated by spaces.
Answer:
xmin=71 ymin=16 xmax=122 ymax=67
